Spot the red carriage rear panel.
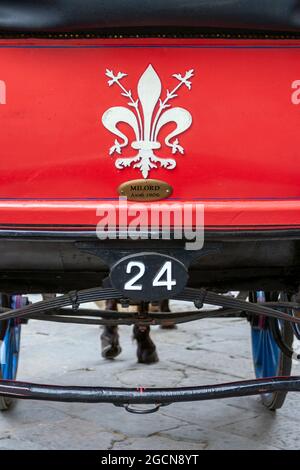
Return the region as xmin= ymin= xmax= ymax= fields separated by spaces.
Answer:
xmin=0 ymin=38 xmax=299 ymax=228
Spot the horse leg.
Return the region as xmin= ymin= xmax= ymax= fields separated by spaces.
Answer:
xmin=160 ymin=299 xmax=176 ymax=329
xmin=100 ymin=300 xmax=122 ymax=359
xmin=133 ymin=303 xmax=159 ymax=364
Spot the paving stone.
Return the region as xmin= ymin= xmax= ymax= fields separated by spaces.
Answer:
xmin=155 ymin=424 xmax=280 ymax=450
xmin=113 ymin=434 xmax=208 ymax=451
xmin=56 ymin=402 xmax=185 ymax=438
xmin=0 ymin=400 xmax=70 ymax=427
xmin=215 ymin=412 xmax=300 ymax=450
xmin=0 ymin=437 xmax=46 ymax=450
xmin=159 ymin=399 xmax=259 ymax=429
xmin=8 ymin=417 xmax=119 ymax=450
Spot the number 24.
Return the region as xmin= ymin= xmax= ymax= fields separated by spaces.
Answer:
xmin=124 ymin=261 xmax=176 ymax=291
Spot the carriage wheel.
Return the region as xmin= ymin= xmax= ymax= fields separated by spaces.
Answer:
xmin=249 ymin=291 xmax=293 ymax=410
xmin=0 ymin=295 xmax=24 ymax=411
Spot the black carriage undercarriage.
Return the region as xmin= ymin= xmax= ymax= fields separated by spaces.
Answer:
xmin=0 ymin=278 xmax=300 ymax=412
xmin=0 ymin=228 xmax=299 ymax=293
xmin=0 ymin=228 xmax=300 ymax=412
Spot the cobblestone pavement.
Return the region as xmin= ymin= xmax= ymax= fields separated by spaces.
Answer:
xmin=0 ymin=298 xmax=299 ymax=450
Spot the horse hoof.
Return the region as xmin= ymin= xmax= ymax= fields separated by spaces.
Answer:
xmin=133 ymin=325 xmax=159 ymax=364
xmin=101 ymin=331 xmax=122 ymax=360
xmin=101 ymin=343 xmax=122 ymax=360
xmin=136 ymin=345 xmax=159 ymax=364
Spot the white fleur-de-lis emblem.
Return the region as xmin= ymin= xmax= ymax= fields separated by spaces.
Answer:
xmin=102 ymin=65 xmax=193 ymax=178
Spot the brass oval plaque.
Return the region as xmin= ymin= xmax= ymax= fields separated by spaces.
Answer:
xmin=118 ymin=179 xmax=173 ymax=201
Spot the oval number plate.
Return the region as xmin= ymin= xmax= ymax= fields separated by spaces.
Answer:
xmin=109 ymin=252 xmax=188 ymax=301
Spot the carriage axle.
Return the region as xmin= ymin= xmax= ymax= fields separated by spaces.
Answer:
xmin=0 ymin=376 xmax=300 ymax=414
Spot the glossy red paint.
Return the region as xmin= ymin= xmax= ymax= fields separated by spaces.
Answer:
xmin=0 ymin=38 xmax=299 ymax=229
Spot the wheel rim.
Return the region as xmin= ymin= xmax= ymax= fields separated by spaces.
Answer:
xmin=0 ymin=296 xmax=23 ymax=380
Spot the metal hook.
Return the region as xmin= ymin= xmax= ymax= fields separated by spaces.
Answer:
xmin=124 ymin=403 xmax=163 ymax=414
xmin=69 ymin=290 xmax=80 ymax=311
xmin=194 ymin=288 xmax=207 ymax=309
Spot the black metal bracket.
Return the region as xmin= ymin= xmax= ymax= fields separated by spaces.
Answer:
xmin=75 ymin=240 xmax=221 ymax=271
